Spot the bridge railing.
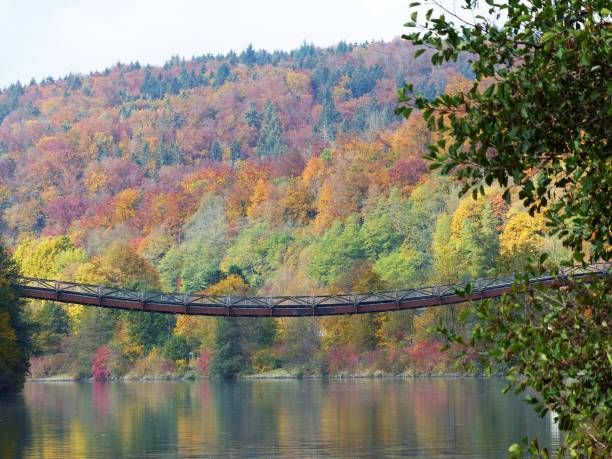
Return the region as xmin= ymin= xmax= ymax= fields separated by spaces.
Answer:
xmin=12 ymin=262 xmax=609 ymax=310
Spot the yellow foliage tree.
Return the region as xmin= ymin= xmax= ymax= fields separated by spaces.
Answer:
xmin=285 ymin=71 xmax=311 ymax=98
xmin=13 ymin=236 xmax=74 ymax=278
xmin=84 ymin=168 xmax=109 ymax=194
xmin=14 ymin=236 xmax=89 ymax=323
xmin=313 ymin=181 xmax=354 ymax=233
xmin=430 ymin=213 xmax=460 ymax=284
xmin=281 ymin=180 xmax=315 ymax=224
xmin=203 ymin=275 xmax=249 ymax=295
xmin=112 ymin=188 xmax=140 ymax=225
xmin=499 ymin=209 xmax=547 ymax=271
xmin=246 ymin=178 xmax=272 ymax=220
xmin=114 ymin=318 xmax=144 ymax=361
xmin=388 ymin=113 xmax=430 ymax=159
xmin=174 ymin=315 xmax=217 ymax=349
xmin=412 ymin=309 xmax=439 ymax=342
xmin=67 ymin=262 xmax=108 ymax=323
xmin=500 ymin=210 xmax=547 ymax=258
xmin=301 ymin=156 xmax=325 ymax=189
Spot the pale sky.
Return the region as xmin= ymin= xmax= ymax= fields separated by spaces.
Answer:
xmin=1 ymin=0 xmax=414 ymax=88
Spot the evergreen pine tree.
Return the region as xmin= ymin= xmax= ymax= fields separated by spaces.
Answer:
xmin=240 ymin=44 xmax=257 ymax=67
xmin=157 ymin=142 xmax=182 ymax=167
xmin=210 ymin=317 xmax=247 ymax=378
xmin=244 ymin=103 xmax=262 ymax=129
xmin=140 ymin=68 xmax=164 ymax=99
xmin=210 ymin=141 xmax=223 ymax=161
xmin=256 ymin=101 xmax=287 ymax=157
xmin=314 ymin=92 xmax=341 ymax=141
xmin=0 ymin=82 xmax=25 ymax=125
xmin=230 ymin=141 xmax=242 ymax=162
xmin=213 ymin=63 xmax=231 ymax=88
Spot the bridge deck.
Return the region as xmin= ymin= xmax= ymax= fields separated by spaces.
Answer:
xmin=12 ymin=264 xmax=608 ymax=317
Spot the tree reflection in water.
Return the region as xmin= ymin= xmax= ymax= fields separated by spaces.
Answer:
xmin=0 ymin=379 xmax=558 ymax=458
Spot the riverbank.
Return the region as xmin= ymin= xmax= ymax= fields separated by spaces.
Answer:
xmin=27 ymin=368 xmax=480 ymax=382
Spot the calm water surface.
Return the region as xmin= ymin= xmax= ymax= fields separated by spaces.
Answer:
xmin=0 ymin=379 xmax=559 ymax=458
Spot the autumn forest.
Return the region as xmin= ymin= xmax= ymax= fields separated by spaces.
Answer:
xmin=0 ymin=39 xmax=566 ymax=380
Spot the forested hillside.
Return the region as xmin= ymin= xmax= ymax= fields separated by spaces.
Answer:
xmin=0 ymin=39 xmax=563 ymax=379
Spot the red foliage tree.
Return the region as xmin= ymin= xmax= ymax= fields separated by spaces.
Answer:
xmin=197 ymin=349 xmax=212 ymax=375
xmin=91 ymin=345 xmax=112 ymax=381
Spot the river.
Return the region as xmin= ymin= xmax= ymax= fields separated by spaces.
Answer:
xmin=0 ymin=378 xmax=559 ymax=458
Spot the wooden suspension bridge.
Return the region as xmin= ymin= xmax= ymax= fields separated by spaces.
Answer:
xmin=12 ymin=263 xmax=608 ymax=317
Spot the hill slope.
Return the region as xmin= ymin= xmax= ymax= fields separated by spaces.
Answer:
xmin=2 ymin=40 xmax=560 ymax=379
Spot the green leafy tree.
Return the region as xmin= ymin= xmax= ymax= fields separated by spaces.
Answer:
xmin=359 ymin=197 xmax=404 ymax=260
xmin=241 ymin=318 xmax=277 ymax=349
xmin=161 ymin=334 xmax=196 ymax=362
xmin=374 ymin=246 xmax=426 ymax=289
xmin=451 ymin=265 xmax=611 ymax=458
xmin=308 ymin=215 xmax=363 ymax=285
xmin=181 ymin=251 xmax=224 ymax=292
xmin=399 ymin=178 xmax=459 ymax=273
xmin=221 ymin=221 xmax=291 ymax=288
xmin=124 ymin=311 xmax=172 ymax=353
xmin=158 ymin=246 xmax=182 ymax=290
xmin=31 ymin=302 xmax=70 ymax=354
xmin=0 ymin=244 xmax=31 ymax=394
xmin=207 ymin=274 xmax=250 ymax=378
xmin=399 ymin=1 xmax=611 ymax=456
xmin=64 ymin=308 xmax=116 ymax=378
xmin=281 ymin=318 xmax=321 ymax=369
xmin=161 ymin=194 xmax=229 ymax=292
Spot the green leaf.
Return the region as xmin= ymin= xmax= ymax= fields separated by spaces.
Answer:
xmin=540 ymin=32 xmax=556 ymax=43
xmin=414 ymin=49 xmax=426 ymax=58
xmin=508 ymin=443 xmax=523 ymax=457
xmin=502 ymin=188 xmax=511 ymax=204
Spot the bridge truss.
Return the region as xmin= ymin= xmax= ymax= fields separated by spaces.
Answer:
xmin=12 ymin=263 xmax=609 ymax=317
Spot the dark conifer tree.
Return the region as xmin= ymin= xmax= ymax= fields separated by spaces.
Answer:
xmin=240 ymin=44 xmax=257 ymax=67
xmin=256 ymin=101 xmax=286 ymax=157
xmin=213 ymin=63 xmax=231 ymax=88
xmin=0 ymin=244 xmax=32 ymax=394
xmin=314 ymin=92 xmax=341 ymax=141
xmin=210 ymin=317 xmax=247 ymax=378
xmin=210 ymin=141 xmax=223 ymax=161
xmin=230 ymin=141 xmax=242 ymax=162
xmin=244 ymin=103 xmax=262 ymax=129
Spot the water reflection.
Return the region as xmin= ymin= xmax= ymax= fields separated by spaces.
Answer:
xmin=0 ymin=379 xmax=558 ymax=458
